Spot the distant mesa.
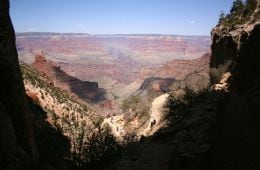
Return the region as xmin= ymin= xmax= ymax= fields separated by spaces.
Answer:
xmin=154 ymin=53 xmax=211 ymax=80
xmin=138 ymin=52 xmax=211 ymax=94
xmin=16 ymin=33 xmax=210 ymax=85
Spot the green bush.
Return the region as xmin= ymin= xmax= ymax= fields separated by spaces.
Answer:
xmin=69 ymin=124 xmax=123 ymax=170
xmin=218 ymin=0 xmax=258 ymax=28
xmin=121 ymin=95 xmax=151 ymax=125
xmin=121 ymin=95 xmax=141 ymax=112
xmin=164 ymin=87 xmax=196 ymax=124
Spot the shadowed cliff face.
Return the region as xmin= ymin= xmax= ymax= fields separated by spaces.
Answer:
xmin=211 ymin=23 xmax=260 ymax=94
xmin=210 ymin=17 xmax=260 ymax=111
xmin=0 ymin=0 xmax=38 ymax=168
xmin=207 ymin=3 xmax=260 ymax=170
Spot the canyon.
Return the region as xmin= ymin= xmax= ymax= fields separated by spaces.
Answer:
xmin=1 ymin=0 xmax=259 ymax=170
xmin=16 ymin=34 xmax=211 ymax=116
xmin=16 ymin=33 xmax=210 ymax=88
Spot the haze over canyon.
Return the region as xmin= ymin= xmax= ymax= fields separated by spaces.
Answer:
xmin=1 ymin=0 xmax=260 ymax=170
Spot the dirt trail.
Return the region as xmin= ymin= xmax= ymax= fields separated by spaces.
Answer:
xmin=209 ymin=93 xmax=260 ymax=170
xmin=142 ymin=93 xmax=169 ymax=136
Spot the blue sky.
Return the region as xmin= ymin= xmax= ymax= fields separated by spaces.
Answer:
xmin=10 ymin=0 xmax=234 ymax=35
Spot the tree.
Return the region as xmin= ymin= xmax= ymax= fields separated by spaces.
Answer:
xmin=218 ymin=11 xmax=226 ymax=24
xmin=230 ymin=0 xmax=244 ymax=14
xmin=245 ymin=0 xmax=257 ymax=13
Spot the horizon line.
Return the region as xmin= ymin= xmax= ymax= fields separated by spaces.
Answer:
xmin=15 ymin=31 xmax=210 ymax=37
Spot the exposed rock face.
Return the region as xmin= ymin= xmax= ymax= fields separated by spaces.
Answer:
xmin=155 ymin=53 xmax=211 ymax=80
xmin=107 ymin=3 xmax=260 ymax=170
xmin=210 ymin=0 xmax=260 ymax=94
xmin=32 ymin=54 xmax=107 ymax=104
xmin=208 ymin=3 xmax=260 ymax=170
xmin=142 ymin=93 xmax=169 ymax=136
xmin=16 ymin=32 xmax=210 ymax=91
xmin=139 ymin=77 xmax=175 ymax=93
xmin=210 ymin=13 xmax=260 ymax=113
xmin=138 ymin=53 xmax=211 ymax=95
xmin=106 ymin=90 xmax=222 ymax=170
xmin=0 ymin=0 xmax=38 ymax=169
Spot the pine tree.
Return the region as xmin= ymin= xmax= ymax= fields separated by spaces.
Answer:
xmin=245 ymin=0 xmax=257 ymax=13
xmin=218 ymin=11 xmax=226 ymax=24
xmin=230 ymin=0 xmax=244 ymax=14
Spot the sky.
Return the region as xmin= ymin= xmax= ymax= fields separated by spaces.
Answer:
xmin=10 ymin=0 xmax=234 ymax=35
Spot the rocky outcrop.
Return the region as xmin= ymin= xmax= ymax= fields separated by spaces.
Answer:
xmin=32 ymin=54 xmax=107 ymax=104
xmin=21 ymin=63 xmax=101 ymax=157
xmin=210 ymin=3 xmax=260 ymax=93
xmin=211 ymin=23 xmax=260 ymax=88
xmin=139 ymin=77 xmax=175 ymax=93
xmin=155 ymin=53 xmax=211 ymax=80
xmin=207 ymin=2 xmax=260 ymax=170
xmin=137 ymin=53 xmax=211 ymax=95
xmin=0 ymin=0 xmax=38 ymax=169
xmin=210 ymin=3 xmax=260 ymax=116
xmin=105 ymin=90 xmax=222 ymax=170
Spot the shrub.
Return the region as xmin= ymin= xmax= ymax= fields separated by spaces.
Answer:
xmin=164 ymin=87 xmax=196 ymax=124
xmin=210 ymin=60 xmax=232 ymax=84
xmin=218 ymin=0 xmax=258 ymax=28
xmin=121 ymin=95 xmax=141 ymax=112
xmin=69 ymin=124 xmax=123 ymax=170
xmin=122 ymin=94 xmax=151 ymax=125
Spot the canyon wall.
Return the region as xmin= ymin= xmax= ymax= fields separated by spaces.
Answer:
xmin=210 ymin=3 xmax=260 ymax=112
xmin=0 ymin=0 xmax=38 ymax=169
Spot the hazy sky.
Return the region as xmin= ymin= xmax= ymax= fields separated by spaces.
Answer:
xmin=10 ymin=0 xmax=234 ymax=35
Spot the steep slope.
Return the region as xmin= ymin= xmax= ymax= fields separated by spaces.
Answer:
xmin=210 ymin=1 xmax=260 ymax=124
xmin=105 ymin=2 xmax=260 ymax=170
xmin=154 ymin=53 xmax=211 ymax=80
xmin=141 ymin=93 xmax=169 ymax=136
xmin=21 ymin=63 xmax=124 ymax=169
xmin=31 ymin=53 xmax=107 ymax=104
xmin=102 ymin=93 xmax=169 ymax=139
xmin=208 ymin=1 xmax=260 ymax=169
xmin=105 ymin=90 xmax=221 ymax=170
xmin=21 ymin=63 xmax=101 ymax=143
xmin=107 ymin=53 xmax=212 ymax=143
xmin=27 ymin=96 xmax=71 ymax=170
xmin=136 ymin=53 xmax=211 ymax=97
xmin=0 ymin=1 xmax=38 ymax=169
xmin=139 ymin=77 xmax=176 ymax=93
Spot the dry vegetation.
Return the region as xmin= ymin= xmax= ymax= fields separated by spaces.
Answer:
xmin=21 ymin=63 xmax=124 ymax=169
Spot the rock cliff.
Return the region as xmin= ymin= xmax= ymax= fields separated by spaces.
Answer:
xmin=31 ymin=53 xmax=107 ymax=104
xmin=208 ymin=1 xmax=260 ymax=169
xmin=210 ymin=1 xmax=260 ymax=118
xmin=106 ymin=2 xmax=260 ymax=170
xmin=0 ymin=0 xmax=38 ymax=169
xmin=155 ymin=53 xmax=210 ymax=80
